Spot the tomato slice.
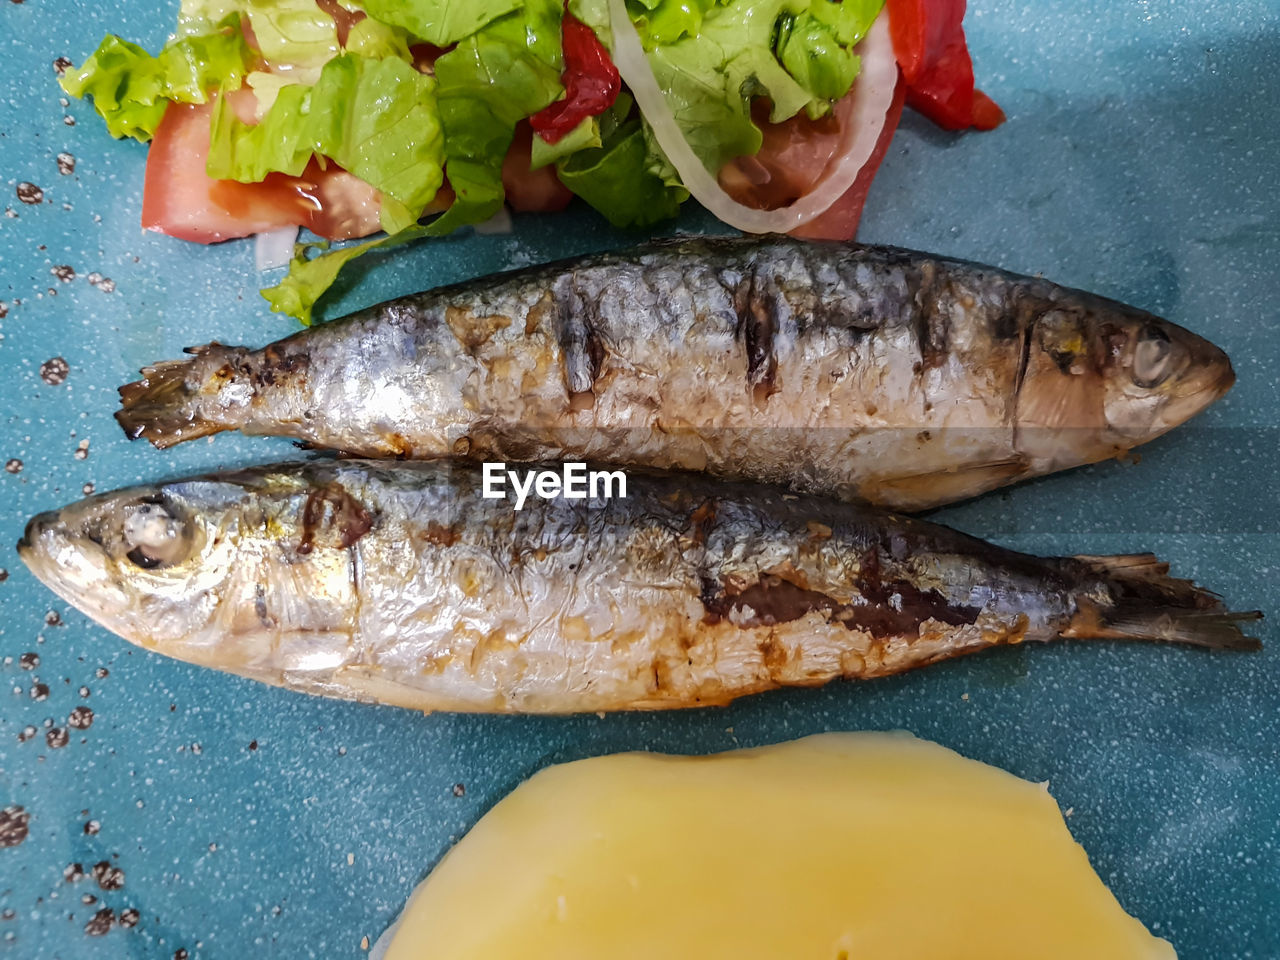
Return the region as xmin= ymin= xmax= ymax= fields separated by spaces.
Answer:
xmin=792 ymin=76 xmax=906 ymax=241
xmin=719 ymin=100 xmax=845 ymax=212
xmin=716 ymin=75 xmax=905 ymax=241
xmin=143 ymin=100 xmax=303 ymax=243
xmin=142 ymin=96 xmax=384 ymax=244
xmin=502 ymin=121 xmax=574 ymax=214
xmin=294 ymin=163 xmax=384 ymax=241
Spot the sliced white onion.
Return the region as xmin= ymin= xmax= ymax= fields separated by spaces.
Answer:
xmin=607 ymin=0 xmax=897 ymax=233
xmin=474 ymin=205 xmax=513 ymax=235
xmin=254 ymin=226 xmax=300 ymax=271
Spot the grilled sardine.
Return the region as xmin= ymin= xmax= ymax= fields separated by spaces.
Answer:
xmin=18 ymin=460 xmax=1259 ymax=713
xmin=115 ymin=237 xmax=1235 ymax=511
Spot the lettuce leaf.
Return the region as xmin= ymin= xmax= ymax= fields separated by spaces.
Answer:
xmin=175 ymin=0 xmax=243 ymax=37
xmin=775 ymin=13 xmax=859 ymax=106
xmin=261 ymin=219 xmax=444 ymax=323
xmin=556 ymin=119 xmax=684 ymax=227
xmin=529 ymin=115 xmax=601 ymax=170
xmin=263 ymin=235 xmax=395 ymax=324
xmin=343 ymin=17 xmax=414 ymax=61
xmin=208 ymin=53 xmax=444 ymax=221
xmin=245 ymin=0 xmax=340 ymax=77
xmin=427 ymin=0 xmax=564 ymax=233
xmin=207 ymin=81 xmax=313 ymax=180
xmin=573 ymin=0 xmax=883 ymax=180
xmin=309 ymin=55 xmax=444 ymax=214
xmin=805 ymin=0 xmax=882 ymax=45
xmin=776 ymin=0 xmax=881 ymax=107
xmin=351 ymin=0 xmax=523 ymax=46
xmin=244 ymin=69 xmax=296 ymax=117
xmin=60 ymin=20 xmax=250 ymax=141
xmin=625 ymin=0 xmax=716 ymax=47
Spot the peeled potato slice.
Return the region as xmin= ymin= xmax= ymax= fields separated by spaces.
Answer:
xmin=375 ymin=733 xmax=1174 ymax=960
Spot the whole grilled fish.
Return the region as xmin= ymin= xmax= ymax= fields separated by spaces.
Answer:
xmin=18 ymin=460 xmax=1259 ymax=713
xmin=115 ymin=237 xmax=1234 ymax=512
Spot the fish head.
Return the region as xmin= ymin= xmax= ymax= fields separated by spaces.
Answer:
xmin=18 ymin=479 xmax=248 ymax=651
xmin=1014 ymin=297 xmax=1234 ymax=468
xmin=17 ymin=471 xmax=366 ymax=686
xmin=1095 ymin=310 xmax=1235 ymax=439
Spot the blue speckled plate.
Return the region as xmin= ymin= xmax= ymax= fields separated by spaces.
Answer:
xmin=2 ymin=1 xmax=1277 ymax=957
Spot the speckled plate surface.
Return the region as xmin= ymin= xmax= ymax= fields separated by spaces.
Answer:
xmin=1 ymin=1 xmax=1277 ymax=957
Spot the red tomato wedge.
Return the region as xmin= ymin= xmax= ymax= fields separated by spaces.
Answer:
xmin=142 ymin=95 xmax=383 ymax=244
xmin=296 ymin=165 xmax=382 ymax=240
xmin=792 ymin=76 xmax=906 ymax=241
xmin=717 ymin=76 xmax=905 ymax=241
xmin=502 ymin=121 xmax=574 ymax=214
xmin=143 ymin=99 xmax=303 ymax=243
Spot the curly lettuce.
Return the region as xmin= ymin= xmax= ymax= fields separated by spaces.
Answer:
xmin=426 ymin=0 xmax=565 ymax=233
xmin=59 ymin=19 xmax=250 ymax=141
xmin=573 ymin=0 xmax=882 ymax=180
xmin=349 ymin=0 xmax=525 ymax=46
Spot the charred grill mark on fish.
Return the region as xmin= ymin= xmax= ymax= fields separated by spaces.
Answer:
xmin=1011 ymin=300 xmax=1036 ymax=404
xmin=551 ymin=275 xmax=608 ymax=400
xmin=907 ymin=258 xmax=952 ymax=371
xmin=699 ymin=565 xmax=980 ymax=635
xmin=989 ymin=303 xmax=1021 ymax=343
xmin=687 ymin=499 xmax=718 ymax=547
xmin=444 ymin=306 xmax=513 ymax=355
xmin=257 ymin=342 xmax=308 ymax=387
xmin=254 ymin=583 xmax=274 ymax=629
xmin=732 ymin=271 xmax=780 ymax=403
xmin=297 ymin=483 xmax=374 ymax=556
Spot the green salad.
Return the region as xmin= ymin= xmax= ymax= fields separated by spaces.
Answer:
xmin=61 ymin=0 xmax=899 ymax=322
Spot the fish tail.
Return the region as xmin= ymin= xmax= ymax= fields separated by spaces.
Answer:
xmin=115 ymin=344 xmax=239 ymax=449
xmin=1065 ymin=553 xmax=1263 ymax=650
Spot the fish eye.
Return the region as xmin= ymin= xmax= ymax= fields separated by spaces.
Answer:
xmin=125 ymin=546 xmax=166 ymax=569
xmin=1132 ymin=326 xmax=1173 ymax=388
xmin=121 ymin=500 xmax=191 ymax=570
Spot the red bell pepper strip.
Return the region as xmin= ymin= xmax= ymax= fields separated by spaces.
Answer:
xmin=530 ymin=11 xmax=622 ymax=144
xmin=886 ymin=0 xmax=1004 ymax=131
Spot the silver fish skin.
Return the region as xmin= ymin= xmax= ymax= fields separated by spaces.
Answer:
xmin=18 ymin=461 xmax=1259 ymax=714
xmin=115 ymin=237 xmax=1234 ymax=512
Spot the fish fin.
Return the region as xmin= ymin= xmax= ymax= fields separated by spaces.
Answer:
xmin=862 ymin=457 xmax=1030 ymax=511
xmin=116 ymin=352 xmax=226 ymax=449
xmin=1064 ymin=554 xmax=1263 ymax=650
xmin=1072 ymin=553 xmax=1219 ymax=608
xmin=1089 ymin=606 xmax=1263 ymax=651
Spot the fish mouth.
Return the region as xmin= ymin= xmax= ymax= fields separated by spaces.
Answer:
xmin=1159 ymin=332 xmax=1236 ymax=428
xmin=16 ymin=511 xmax=53 ymax=562
xmin=1179 ymin=323 xmax=1236 ymax=397
xmin=17 ymin=508 xmax=131 ymax=635
xmin=17 ymin=511 xmax=73 ymax=595
xmin=1205 ymin=354 xmax=1236 ymax=401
